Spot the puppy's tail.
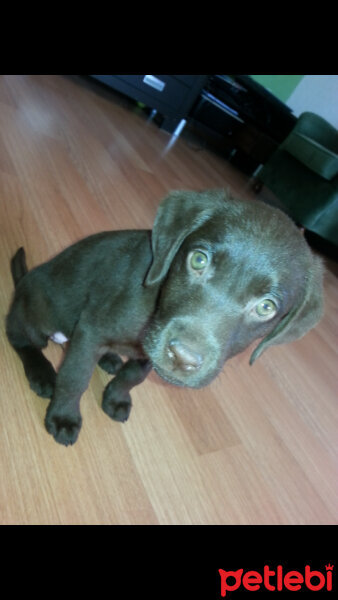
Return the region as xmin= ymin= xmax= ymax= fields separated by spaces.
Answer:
xmin=10 ymin=247 xmax=28 ymax=288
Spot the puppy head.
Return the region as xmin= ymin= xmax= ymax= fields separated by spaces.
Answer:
xmin=143 ymin=190 xmax=324 ymax=388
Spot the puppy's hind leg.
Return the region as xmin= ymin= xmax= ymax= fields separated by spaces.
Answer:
xmin=16 ymin=347 xmax=56 ymax=399
xmin=6 ymin=315 xmax=56 ymax=399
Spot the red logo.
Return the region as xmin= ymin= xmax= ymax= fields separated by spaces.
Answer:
xmin=219 ymin=564 xmax=334 ymax=595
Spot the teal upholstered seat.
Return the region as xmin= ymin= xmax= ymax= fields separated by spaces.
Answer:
xmin=257 ymin=112 xmax=338 ymax=246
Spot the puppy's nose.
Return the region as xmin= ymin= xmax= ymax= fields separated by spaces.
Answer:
xmin=168 ymin=339 xmax=203 ymax=371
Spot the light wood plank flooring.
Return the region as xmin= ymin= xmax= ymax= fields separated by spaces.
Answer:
xmin=0 ymin=75 xmax=337 ymax=524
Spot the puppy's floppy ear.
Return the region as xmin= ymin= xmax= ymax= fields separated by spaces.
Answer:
xmin=144 ymin=189 xmax=226 ymax=286
xmin=250 ymin=254 xmax=324 ymax=364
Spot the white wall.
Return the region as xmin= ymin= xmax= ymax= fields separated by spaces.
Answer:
xmin=286 ymin=75 xmax=338 ymax=127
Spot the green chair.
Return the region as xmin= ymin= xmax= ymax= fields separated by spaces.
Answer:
xmin=256 ymin=111 xmax=338 ymax=246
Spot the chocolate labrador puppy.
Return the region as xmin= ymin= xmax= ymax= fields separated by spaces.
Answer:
xmin=6 ymin=190 xmax=324 ymax=445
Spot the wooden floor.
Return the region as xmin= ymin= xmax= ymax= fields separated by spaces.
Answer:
xmin=0 ymin=75 xmax=337 ymax=525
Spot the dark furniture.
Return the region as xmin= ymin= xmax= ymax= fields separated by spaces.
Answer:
xmin=90 ymin=75 xmax=207 ymax=134
xmin=89 ymin=75 xmax=296 ymax=173
xmin=190 ymin=75 xmax=297 ymax=174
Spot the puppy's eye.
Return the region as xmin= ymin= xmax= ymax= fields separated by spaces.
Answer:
xmin=190 ymin=251 xmax=209 ymax=270
xmin=255 ymin=299 xmax=277 ymax=318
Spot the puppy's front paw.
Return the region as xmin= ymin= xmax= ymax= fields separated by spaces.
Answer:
xmin=98 ymin=353 xmax=123 ymax=375
xmin=102 ymin=390 xmax=131 ymax=422
xmin=45 ymin=408 xmax=82 ymax=446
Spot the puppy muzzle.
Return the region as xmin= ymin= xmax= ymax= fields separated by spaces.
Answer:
xmin=144 ymin=317 xmax=222 ymax=387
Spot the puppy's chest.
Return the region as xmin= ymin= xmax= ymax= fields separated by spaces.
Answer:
xmin=50 ymin=331 xmax=146 ymax=360
xmin=104 ymin=341 xmax=147 ymax=360
xmin=50 ymin=331 xmax=69 ymax=344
